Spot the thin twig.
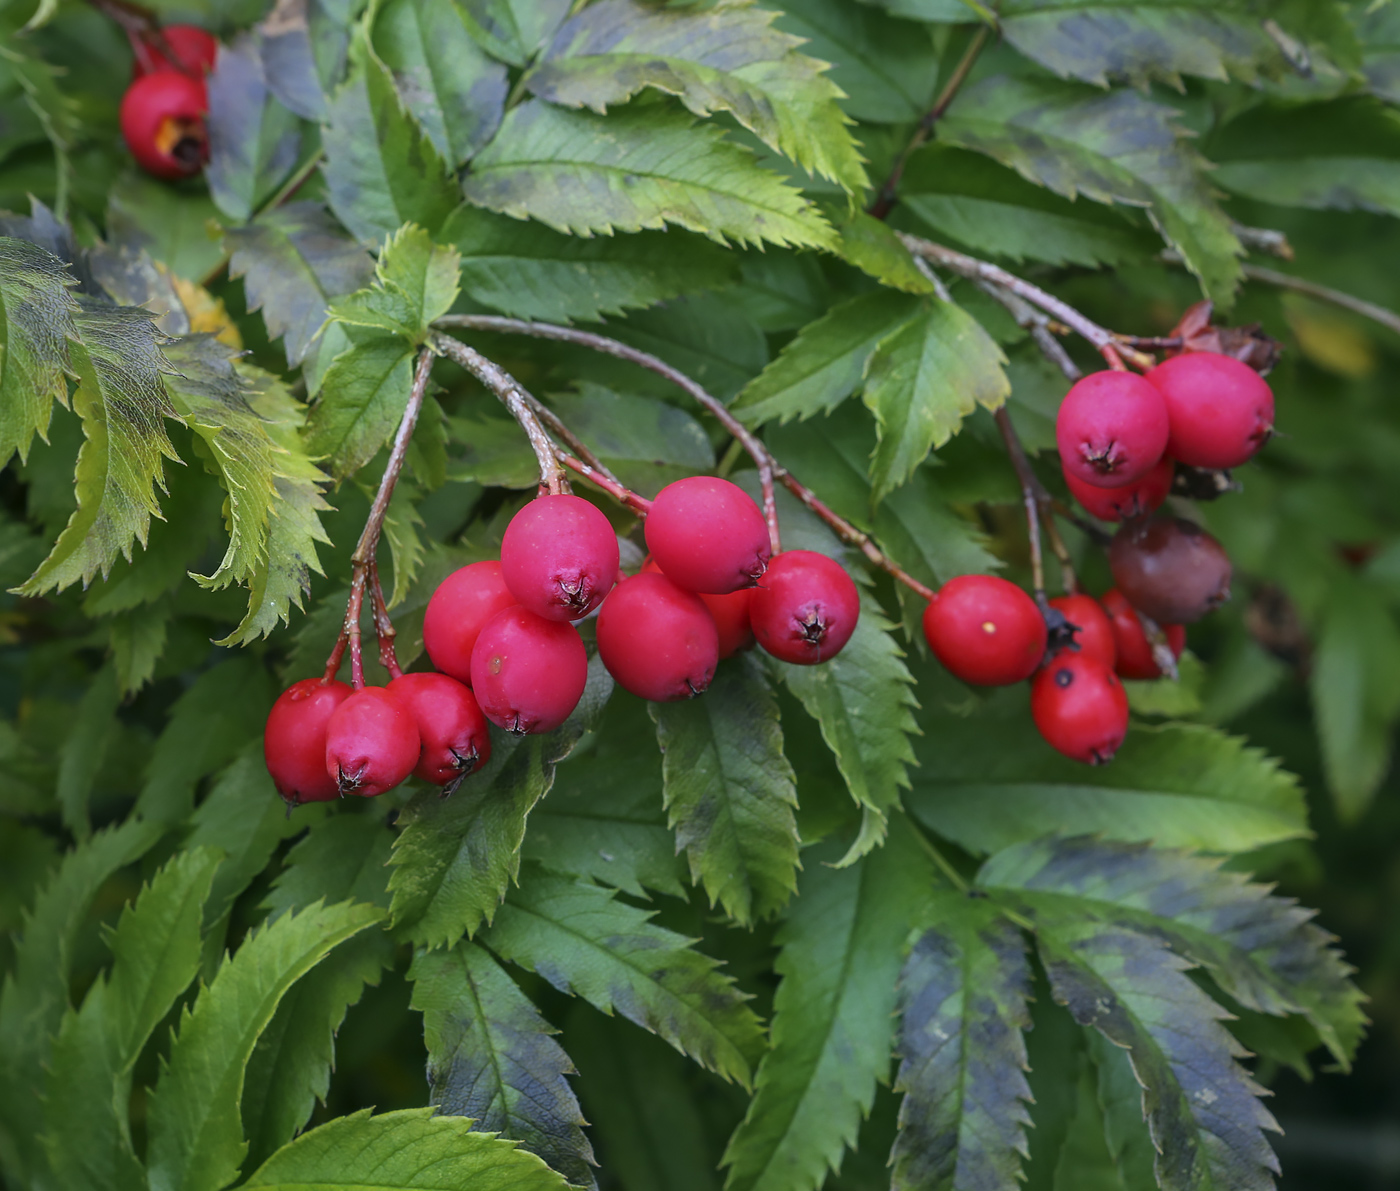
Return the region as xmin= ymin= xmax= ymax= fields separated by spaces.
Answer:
xmin=975 ymin=280 xmax=1082 ymax=382
xmin=1243 ymin=263 xmax=1400 ymax=339
xmin=367 ymin=560 xmax=403 ymax=680
xmin=555 ymin=452 xmax=654 ymax=516
xmin=527 ymin=395 xmax=626 ymax=488
xmin=1232 ymin=223 xmax=1294 ymax=261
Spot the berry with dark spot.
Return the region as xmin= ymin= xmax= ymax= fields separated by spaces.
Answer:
xmin=1031 ymin=652 xmax=1130 ymax=764
xmin=120 ymin=70 xmax=208 ymax=180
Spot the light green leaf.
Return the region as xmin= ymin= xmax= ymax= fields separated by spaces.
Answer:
xmin=328 ymin=222 xmax=462 ymax=342
xmin=145 ymin=899 xmax=386 ymax=1191
xmin=651 ymin=654 xmax=800 ymax=925
xmin=462 ymin=100 xmax=836 ymax=251
xmin=0 ymin=236 xmax=77 ymax=467
xmin=304 ymin=335 xmax=417 ymax=479
xmin=483 ymin=867 xmax=765 ymax=1086
xmin=832 ymin=209 xmax=936 ymax=294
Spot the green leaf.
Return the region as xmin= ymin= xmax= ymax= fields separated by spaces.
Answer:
xmin=979 ymin=836 xmax=1366 ymax=1070
xmin=462 ymin=99 xmax=836 ymax=251
xmin=890 ymin=894 xmax=1033 ymax=1191
xmin=107 ymin=173 xmax=225 ymax=285
xmin=19 ymin=303 xmax=180 ymax=595
xmin=1085 ymin=1030 xmax=1158 ymax=1191
xmin=776 ymin=597 xmax=919 ymax=863
xmin=145 ymin=899 xmax=386 ymax=1191
xmin=305 ymin=335 xmax=417 ymax=479
xmin=938 ymin=76 xmax=1242 ymax=304
xmin=382 ymin=479 xmax=426 ymax=606
xmin=322 ymin=51 xmax=460 ymax=245
xmin=109 ymin=600 xmax=173 ymax=694
xmin=905 ymin=699 xmax=1309 ymax=857
xmin=54 ymin=662 xmax=119 ymax=840
xmin=205 ymin=34 xmax=303 ymax=223
xmin=651 ymin=653 xmax=800 ymax=925
xmin=483 ymin=867 xmax=765 ymax=1085
xmin=527 ymin=0 xmax=866 ymax=193
xmin=389 ymin=655 xmax=613 ymax=944
xmin=42 ymin=848 xmax=222 ymax=1191
xmin=264 ymin=810 xmax=395 ymax=917
xmin=733 ymin=290 xmax=921 ymax=426
xmin=411 ymin=940 xmax=595 ymax=1185
xmin=721 ymin=823 xmax=937 ymax=1191
xmin=241 ymin=1107 xmax=570 ymax=1190
xmin=373 ymin=0 xmax=507 ymax=165
xmin=862 ymin=297 xmax=1009 ymax=500
xmin=0 ymin=236 xmax=78 ymax=467
xmin=226 ymin=202 xmax=376 ymax=368
xmin=328 ymin=222 xmax=461 ymax=342
xmin=832 ymin=209 xmax=936 ymax=294
xmin=443 ymin=204 xmax=736 ymax=322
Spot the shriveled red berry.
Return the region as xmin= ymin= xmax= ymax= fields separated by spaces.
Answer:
xmin=1031 ymin=652 xmax=1130 ymax=765
xmin=120 ymin=71 xmax=208 ymax=180
xmin=645 ymin=476 xmax=772 ymax=594
xmin=1064 ymin=455 xmax=1174 ymax=522
xmin=470 ymin=606 xmax=588 ymax=734
xmin=1056 ymin=370 xmax=1170 ymax=489
xmin=597 ymin=572 xmax=719 ymax=701
xmin=325 ymin=686 xmax=420 ymax=798
xmin=1048 ymin=593 xmax=1116 ymax=670
xmin=1108 ymin=517 xmax=1231 ymax=625
xmin=923 ymin=574 xmax=1046 ymax=686
xmin=750 ymin=550 xmax=860 ymax=665
xmin=500 ymin=494 xmax=619 ymax=621
xmin=422 ymin=560 xmax=517 ymax=685
xmin=389 ymin=672 xmax=491 ymax=785
xmin=644 ymin=556 xmax=753 ymax=658
xmin=1147 ymin=352 xmax=1275 ymax=469
xmin=134 ymin=24 xmax=218 ymax=77
xmin=264 ymin=677 xmax=352 ymax=805
xmin=1101 ymin=588 xmax=1186 ymax=680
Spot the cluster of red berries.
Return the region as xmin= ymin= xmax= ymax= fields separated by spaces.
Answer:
xmin=264 ymin=476 xmax=861 ymax=806
xmin=120 ymin=24 xmax=215 ymax=180
xmin=922 ymin=349 xmax=1270 ymax=764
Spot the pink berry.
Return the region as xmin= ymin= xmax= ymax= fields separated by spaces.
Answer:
xmin=645 ymin=476 xmax=772 ymax=594
xmin=644 ymin=556 xmax=753 ymax=658
xmin=597 ymin=572 xmax=719 ymax=702
xmin=422 ymin=560 xmax=518 ymax=685
xmin=1146 ymin=352 xmax=1275 ymax=469
xmin=500 ymin=494 xmax=619 ymax=621
xmin=1056 ymin=370 xmax=1170 ymax=489
xmin=264 ymin=678 xmax=352 ymax=804
xmin=923 ymin=574 xmax=1046 ymax=686
xmin=750 ymin=550 xmax=860 ymax=665
xmin=324 ymin=686 xmax=420 ymax=798
xmin=389 ymin=672 xmax=491 ymax=785
xmin=1064 ymin=455 xmax=1174 ymax=522
xmin=470 ymin=606 xmax=589 ymax=734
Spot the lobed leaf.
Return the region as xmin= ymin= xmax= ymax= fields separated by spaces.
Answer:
xmin=304 ymin=335 xmax=418 ymax=479
xmin=456 ymin=0 xmax=572 ymax=67
xmin=0 ymin=235 xmax=77 ymax=467
xmin=327 ymin=222 xmax=461 ymax=343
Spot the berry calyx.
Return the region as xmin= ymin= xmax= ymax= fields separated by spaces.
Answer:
xmin=500 ymin=494 xmax=619 ymax=621
xmin=1031 ymin=652 xmax=1130 ymax=765
xmin=324 ymin=686 xmax=420 ymax=798
xmin=120 ymin=71 xmax=208 ymax=180
xmin=470 ymin=606 xmax=589 ymax=734
xmin=1055 ymin=370 xmax=1170 ymax=489
xmin=1108 ymin=516 xmax=1232 ymax=625
xmin=1146 ymin=351 xmax=1275 ymax=469
xmin=643 ymin=556 xmax=753 ymax=658
xmin=923 ymin=574 xmax=1047 ymax=686
xmin=597 ymin=572 xmax=719 ymax=701
xmin=645 ymin=476 xmax=772 ymax=594
xmin=422 ymin=560 xmax=518 ymax=685
xmin=1048 ymin=593 xmax=1116 ymax=670
xmin=750 ymin=550 xmax=860 ymax=665
xmin=264 ymin=677 xmax=352 ymax=805
xmin=134 ymin=25 xmax=218 ymax=78
xmin=1101 ymin=588 xmax=1186 ymax=680
xmin=389 ymin=672 xmax=491 ymax=785
xmin=1064 ymin=455 xmax=1174 ymax=522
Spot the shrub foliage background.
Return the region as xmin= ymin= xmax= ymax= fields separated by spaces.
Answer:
xmin=1 ymin=0 xmax=1399 ymax=1188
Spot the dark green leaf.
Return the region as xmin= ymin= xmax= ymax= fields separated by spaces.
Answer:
xmin=456 ymin=0 xmax=571 ymax=67
xmin=54 ymin=662 xmax=118 ymax=839
xmin=264 ymin=810 xmax=395 ymax=917
xmin=106 ymin=173 xmax=227 ymax=287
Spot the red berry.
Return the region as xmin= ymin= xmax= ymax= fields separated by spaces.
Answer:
xmin=1064 ymin=455 xmax=1174 ymax=522
xmin=597 ymin=573 xmax=719 ymax=701
xmin=644 ymin=556 xmax=753 ymax=658
xmin=389 ymin=672 xmax=491 ymax=785
xmin=1055 ymin=370 xmax=1170 ymax=489
xmin=1048 ymin=594 xmax=1116 ymax=670
xmin=120 ymin=71 xmax=208 ymax=180
xmin=1101 ymin=589 xmax=1186 ymax=680
xmin=922 ymin=574 xmax=1046 ymax=686
xmin=500 ymin=495 xmax=619 ymax=621
xmin=422 ymin=560 xmax=518 ymax=685
xmin=324 ymin=686 xmax=420 ymax=798
xmin=1108 ymin=517 xmax=1231 ymax=625
xmin=750 ymin=550 xmax=860 ymax=665
xmin=470 ymin=606 xmax=588 ymax=734
xmin=1146 ymin=352 xmax=1275 ymax=469
xmin=645 ymin=476 xmax=772 ymax=594
xmin=1031 ymin=652 xmax=1130 ymax=765
xmin=264 ymin=677 xmax=352 ymax=805
xmin=134 ymin=25 xmax=218 ymax=77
